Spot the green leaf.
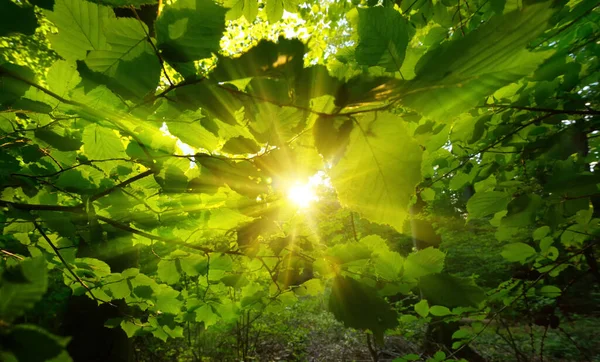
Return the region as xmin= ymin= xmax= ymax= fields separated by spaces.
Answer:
xmin=501 ymin=194 xmax=542 ymax=227
xmin=104 ymin=274 xmax=131 ymax=299
xmin=6 ymin=324 xmax=71 ymax=362
xmin=0 ymin=0 xmax=38 ymax=36
xmin=501 ymin=242 xmax=537 ymax=263
xmin=533 ymin=226 xmax=550 ymax=241
xmin=221 ymin=136 xmax=261 ymax=155
xmin=154 ymin=285 xmax=182 ymax=314
xmin=0 ymin=257 xmax=48 ymax=323
xmin=265 ymin=0 xmax=284 ymax=22
xmin=404 ymin=247 xmax=445 ymax=280
xmin=400 ymin=3 xmax=555 ymax=119
xmin=157 ymin=259 xmax=181 ymax=285
xmin=85 ymin=18 xmax=161 ymax=99
xmin=429 ymin=305 xmax=452 ymax=316
xmin=225 ymin=0 xmax=258 ymax=22
xmin=156 ymin=0 xmax=227 ymax=63
xmin=0 ymin=63 xmax=37 ymax=110
xmin=466 ymin=191 xmax=511 ymax=219
xmin=82 ymin=124 xmax=127 ymax=172
xmin=120 ymin=320 xmax=144 ymax=338
xmin=419 ymin=273 xmax=485 ymax=308
xmin=45 ymin=0 xmax=114 ymax=61
xmin=330 ymin=112 xmax=422 ymax=232
xmin=179 ymin=255 xmax=208 ymax=276
xmin=414 ymin=299 xmax=429 ymax=317
xmin=45 ymin=60 xmax=82 ymax=104
xmin=375 ymin=250 xmax=404 ymax=281
xmin=539 ymin=285 xmax=561 ymax=298
xmin=328 ymin=276 xmax=398 ymax=344
xmin=539 ymin=236 xmax=554 ymax=253
xmin=195 ymin=304 xmax=218 ymax=328
xmin=355 ymin=7 xmax=410 ymax=72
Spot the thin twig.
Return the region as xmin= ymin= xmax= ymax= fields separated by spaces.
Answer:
xmin=479 ymin=105 xmax=600 ymax=116
xmin=130 ymin=6 xmax=173 ymax=86
xmin=33 ymin=219 xmax=101 ymax=302
xmin=0 ymin=249 xmax=24 ymax=260
xmin=90 ymin=169 xmax=154 ymax=202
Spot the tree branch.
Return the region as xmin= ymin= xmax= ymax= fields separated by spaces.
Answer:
xmin=429 ymin=113 xmax=552 ymax=186
xmin=480 ymin=105 xmax=600 ymax=116
xmin=90 ymin=169 xmax=154 ymax=202
xmin=33 ymin=219 xmax=102 ymax=303
xmin=95 ymin=214 xmax=245 ymax=256
xmin=0 ymin=200 xmax=84 ymax=213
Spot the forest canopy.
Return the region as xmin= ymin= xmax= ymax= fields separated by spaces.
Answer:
xmin=0 ymin=0 xmax=599 ymax=360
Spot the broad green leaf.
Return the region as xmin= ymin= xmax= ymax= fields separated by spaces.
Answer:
xmin=265 ymin=0 xmax=284 ymax=22
xmin=157 ymin=259 xmax=181 ymax=285
xmin=85 ymin=18 xmax=161 ymax=99
xmin=533 ymin=226 xmax=550 ymax=241
xmin=45 ymin=0 xmax=114 ymax=61
xmin=0 ymin=63 xmax=37 ymax=110
xmin=400 ymin=3 xmax=555 ymax=119
xmin=330 ymin=112 xmax=422 ymax=232
xmin=414 ymin=299 xmax=429 ymax=317
xmin=429 ymin=305 xmax=452 ymax=316
xmin=539 ymin=285 xmax=561 ymax=298
xmin=82 ymin=124 xmax=127 ymax=171
xmin=467 ymin=191 xmax=511 ymax=219
xmin=179 ymin=255 xmax=208 ymax=276
xmin=154 ymin=105 xmax=220 ymax=151
xmin=375 ymin=250 xmax=404 ymax=281
xmin=154 ymin=285 xmax=182 ymax=314
xmin=328 ymin=276 xmax=398 ymax=344
xmin=120 ymin=320 xmax=144 ymax=338
xmin=0 ymin=257 xmax=48 ymax=323
xmin=501 ymin=194 xmax=542 ymax=227
xmin=225 ymin=0 xmax=258 ymax=22
xmin=195 ymin=304 xmax=218 ymax=328
xmin=156 ymin=0 xmax=227 ymax=63
xmin=419 ymin=273 xmax=485 ymax=308
xmin=103 ymin=274 xmax=131 ymax=299
xmin=501 ymin=242 xmax=537 ymax=263
xmin=404 ymin=247 xmax=445 ymax=280
xmin=355 ymin=7 xmax=410 ymax=72
xmin=6 ymin=324 xmax=71 ymax=362
xmin=43 ymin=60 xmax=82 ymax=107
xmin=539 ymin=237 xmax=554 ymax=253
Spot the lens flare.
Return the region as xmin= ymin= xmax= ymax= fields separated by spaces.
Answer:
xmin=287 ymin=182 xmax=318 ymax=208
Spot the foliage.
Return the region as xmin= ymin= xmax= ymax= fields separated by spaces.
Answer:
xmin=1 ymin=0 xmax=599 ymax=360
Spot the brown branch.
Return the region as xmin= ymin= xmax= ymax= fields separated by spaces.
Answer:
xmin=447 ymin=242 xmax=599 ymax=360
xmin=33 ymin=219 xmax=102 ymax=303
xmin=11 ymin=158 xmax=134 ymax=179
xmin=0 ymin=67 xmax=79 ymax=107
xmin=0 ymin=249 xmax=24 ymax=260
xmin=366 ymin=333 xmax=378 ymax=362
xmin=0 ymin=200 xmax=84 ymax=213
xmin=130 ymin=6 xmax=173 ymax=86
xmin=480 ymin=105 xmax=600 ymax=116
xmin=428 ymin=113 xmax=552 ymax=186
xmin=95 ymin=215 xmax=245 ymax=257
xmin=558 ymin=326 xmax=593 ymax=362
xmin=90 ymin=169 xmax=154 ymax=202
xmin=218 ymin=84 xmax=329 ymax=117
xmin=457 ymin=0 xmax=465 ymax=36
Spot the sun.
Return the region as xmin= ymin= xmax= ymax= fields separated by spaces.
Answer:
xmin=287 ymin=182 xmax=318 ymax=208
